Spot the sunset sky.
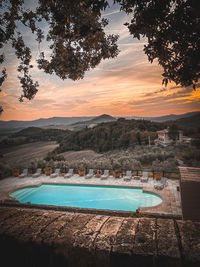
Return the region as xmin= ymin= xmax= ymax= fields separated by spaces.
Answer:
xmin=1 ymin=1 xmax=200 ymax=121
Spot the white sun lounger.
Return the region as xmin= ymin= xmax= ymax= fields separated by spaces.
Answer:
xmin=124 ymin=171 xmax=132 ymax=181
xmin=50 ymin=168 xmax=60 ymax=178
xmin=85 ymin=169 xmax=94 ymax=179
xmin=32 ymin=168 xmax=42 ymax=178
xmin=19 ymin=169 xmax=28 ymax=178
xmin=64 ymin=168 xmax=74 ymax=178
xmin=140 ymin=171 xmax=149 ymax=182
xmin=154 ymin=177 xmax=167 ymax=190
xmin=101 ymin=170 xmax=109 ymax=180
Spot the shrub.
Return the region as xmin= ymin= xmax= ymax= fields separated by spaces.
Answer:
xmin=191 ymin=138 xmax=200 ymax=149
xmin=45 ymin=151 xmax=65 ymax=161
xmin=28 ymin=159 xmax=38 ymax=173
xmin=37 ymin=159 xmax=46 ymax=169
xmin=152 ymin=158 xmax=178 ymax=172
xmin=112 ymin=159 xmax=121 ymax=171
xmin=0 ymin=161 xmax=12 ymax=179
xmin=152 ymin=159 xmax=163 ymax=171
xmin=162 ymin=158 xmax=178 ymax=172
xmin=180 ymin=149 xmax=200 ymax=167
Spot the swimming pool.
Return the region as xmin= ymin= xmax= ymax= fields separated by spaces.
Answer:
xmin=10 ymin=184 xmax=162 ymax=212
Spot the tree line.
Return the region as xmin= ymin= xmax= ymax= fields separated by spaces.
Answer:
xmin=57 ymin=118 xmax=164 ymax=153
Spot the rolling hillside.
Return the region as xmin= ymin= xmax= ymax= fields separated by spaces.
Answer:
xmin=71 ymin=114 xmax=116 ymax=131
xmin=125 ymin=111 xmax=200 ymax=122
xmin=0 ymin=116 xmax=93 ymax=135
xmin=0 ymin=111 xmax=199 ymax=135
xmin=174 ymin=113 xmax=200 ymax=129
xmin=57 ymin=118 xmax=164 ymax=153
xmin=0 ymin=127 xmax=71 ymax=149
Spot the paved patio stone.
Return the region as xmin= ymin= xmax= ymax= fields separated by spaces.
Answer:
xmin=0 ymin=207 xmax=199 ymax=267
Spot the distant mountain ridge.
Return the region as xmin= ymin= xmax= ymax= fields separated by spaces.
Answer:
xmin=70 ymin=114 xmax=116 ymax=131
xmin=143 ymin=111 xmax=200 ymax=122
xmin=0 ymin=116 xmax=94 ymax=135
xmin=90 ymin=114 xmax=116 ymax=123
xmin=0 ymin=111 xmax=199 ymax=135
xmin=125 ymin=111 xmax=200 ymax=122
xmin=174 ymin=112 xmax=200 ymax=129
xmin=0 ymin=116 xmax=93 ymax=127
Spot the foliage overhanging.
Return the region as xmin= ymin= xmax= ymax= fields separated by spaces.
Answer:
xmin=0 ymin=0 xmax=199 ymax=105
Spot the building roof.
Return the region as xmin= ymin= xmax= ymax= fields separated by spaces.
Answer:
xmin=157 ymin=129 xmax=169 ymax=134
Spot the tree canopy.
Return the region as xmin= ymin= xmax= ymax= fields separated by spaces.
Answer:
xmin=168 ymin=124 xmax=179 ymax=141
xmin=57 ymin=118 xmax=162 ymax=153
xmin=0 ymin=0 xmax=199 ymax=105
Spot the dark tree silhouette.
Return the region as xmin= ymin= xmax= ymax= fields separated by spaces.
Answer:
xmin=0 ymin=0 xmax=119 ymax=103
xmin=116 ymin=0 xmax=200 ymax=89
xmin=168 ymin=124 xmax=179 ymax=141
xmin=0 ymin=0 xmax=199 ymax=107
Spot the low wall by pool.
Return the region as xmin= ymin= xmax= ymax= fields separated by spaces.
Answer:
xmin=0 ymin=206 xmax=200 ymax=267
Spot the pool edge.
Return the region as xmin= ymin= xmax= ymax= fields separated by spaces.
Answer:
xmin=1 ymin=181 xmax=174 ymax=219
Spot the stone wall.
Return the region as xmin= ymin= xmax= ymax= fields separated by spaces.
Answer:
xmin=179 ymin=167 xmax=200 ymax=221
xmin=0 ymin=207 xmax=200 ymax=267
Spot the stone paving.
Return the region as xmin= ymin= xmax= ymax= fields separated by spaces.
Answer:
xmin=0 ymin=174 xmax=182 ymax=217
xmin=0 ymin=206 xmax=200 ymax=267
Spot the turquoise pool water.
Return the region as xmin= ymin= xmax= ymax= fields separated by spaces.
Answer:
xmin=10 ymin=184 xmax=162 ymax=212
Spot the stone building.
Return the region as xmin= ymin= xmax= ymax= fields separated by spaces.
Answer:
xmin=157 ymin=128 xmax=184 ymax=146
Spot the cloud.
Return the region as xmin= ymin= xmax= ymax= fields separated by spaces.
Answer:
xmin=126 ymin=85 xmax=200 ymax=116
xmin=102 ymin=9 xmax=120 ymax=17
xmin=142 ymin=86 xmax=183 ymax=97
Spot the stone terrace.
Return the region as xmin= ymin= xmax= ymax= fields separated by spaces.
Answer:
xmin=0 ymin=206 xmax=200 ymax=267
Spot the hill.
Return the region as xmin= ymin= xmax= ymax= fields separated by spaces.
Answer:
xmin=13 ymin=127 xmax=71 ymax=140
xmin=173 ymin=113 xmax=200 ymax=129
xmin=0 ymin=127 xmax=71 ymax=149
xmin=57 ymin=118 xmax=164 ymax=153
xmin=141 ymin=111 xmax=200 ymax=122
xmin=0 ymin=114 xmax=116 ymax=135
xmin=71 ymin=114 xmax=116 ymax=130
xmin=125 ymin=111 xmax=200 ymax=122
xmin=0 ymin=116 xmax=93 ymax=135
xmin=0 ymin=111 xmax=199 ymax=135
xmin=1 ymin=141 xmax=58 ymax=168
xmin=90 ymin=114 xmax=116 ymax=123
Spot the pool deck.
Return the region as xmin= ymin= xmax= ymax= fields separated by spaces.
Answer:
xmin=0 ymin=174 xmax=182 ymax=217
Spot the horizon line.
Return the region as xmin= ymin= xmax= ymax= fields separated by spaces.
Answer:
xmin=1 ymin=110 xmax=200 ymax=122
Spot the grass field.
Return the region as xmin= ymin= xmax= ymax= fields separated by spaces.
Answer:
xmin=60 ymin=150 xmax=102 ymax=162
xmin=1 ymin=141 xmax=58 ymax=167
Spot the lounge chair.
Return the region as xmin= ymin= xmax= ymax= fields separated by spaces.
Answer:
xmin=154 ymin=177 xmax=167 ymax=190
xmin=19 ymin=169 xmax=28 ymax=178
xmin=85 ymin=169 xmax=94 ymax=179
xmin=101 ymin=170 xmax=109 ymax=180
xmin=64 ymin=168 xmax=74 ymax=178
xmin=32 ymin=168 xmax=42 ymax=178
xmin=140 ymin=171 xmax=149 ymax=182
xmin=124 ymin=171 xmax=132 ymax=181
xmin=50 ymin=168 xmax=60 ymax=178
